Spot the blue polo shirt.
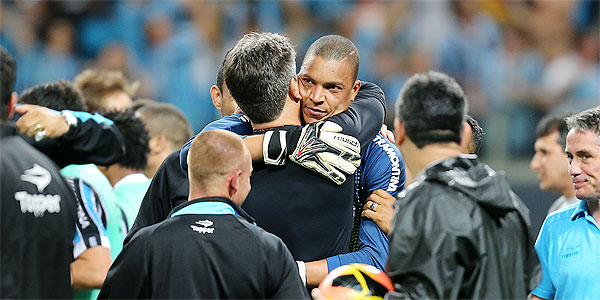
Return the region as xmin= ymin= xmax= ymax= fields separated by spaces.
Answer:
xmin=532 ymin=200 xmax=600 ymax=300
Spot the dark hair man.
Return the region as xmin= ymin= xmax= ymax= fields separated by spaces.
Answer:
xmin=96 ymin=110 xmax=151 ymax=228
xmin=530 ymin=113 xmax=578 ymax=214
xmin=1 ymin=46 xmax=77 ymax=299
xmin=531 ymin=106 xmax=600 ymax=300
xmin=135 ymin=102 xmax=193 ymax=178
xmin=98 ymin=130 xmax=308 ymax=299
xmin=386 ymin=71 xmax=537 ymax=299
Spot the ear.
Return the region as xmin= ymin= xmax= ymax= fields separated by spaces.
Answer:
xmin=459 ymin=122 xmax=472 ymax=154
xmin=349 ymin=80 xmax=361 ymax=101
xmin=7 ymin=92 xmax=17 ymax=118
xmin=149 ymin=134 xmax=168 ymax=154
xmin=289 ymin=77 xmax=302 ymax=103
xmin=394 ymin=118 xmax=406 ymax=146
xmin=228 ymin=169 xmax=242 ymax=198
xmin=210 ymin=85 xmax=222 ymax=111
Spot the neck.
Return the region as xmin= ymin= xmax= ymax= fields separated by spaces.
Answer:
xmin=252 ymin=96 xmax=301 ymax=130
xmin=189 ymin=187 xmax=230 ymax=202
xmin=101 ymin=164 xmax=143 ymax=187
xmin=400 ymin=139 xmax=462 ymax=177
xmin=586 ymin=200 xmax=600 ymax=225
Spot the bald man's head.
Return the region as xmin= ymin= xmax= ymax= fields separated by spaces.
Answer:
xmin=187 ymin=130 xmax=252 ymax=204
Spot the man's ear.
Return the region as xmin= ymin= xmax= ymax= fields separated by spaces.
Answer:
xmin=350 ymin=80 xmax=361 ymax=101
xmin=149 ymin=134 xmax=168 ymax=154
xmin=228 ymin=169 xmax=242 ymax=198
xmin=459 ymin=122 xmax=472 ymax=154
xmin=210 ymin=85 xmax=222 ymax=111
xmin=394 ymin=118 xmax=406 ymax=146
xmin=289 ymin=77 xmax=301 ymax=103
xmin=8 ymin=92 xmax=17 ymax=118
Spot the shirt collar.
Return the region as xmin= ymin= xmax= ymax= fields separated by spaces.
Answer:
xmin=113 ymin=173 xmax=149 ymax=190
xmin=571 ymin=200 xmax=588 ymax=221
xmin=169 ymin=196 xmax=256 ymax=224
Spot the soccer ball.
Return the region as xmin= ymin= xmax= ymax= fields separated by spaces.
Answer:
xmin=318 ymin=263 xmax=394 ymax=300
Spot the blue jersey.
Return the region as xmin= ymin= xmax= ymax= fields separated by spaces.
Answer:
xmin=183 ymin=115 xmax=405 ymax=271
xmin=327 ymin=133 xmax=405 ymax=272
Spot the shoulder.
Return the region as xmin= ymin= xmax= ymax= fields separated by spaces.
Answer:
xmin=542 ymin=203 xmax=579 ymax=229
xmin=201 ymin=114 xmax=252 ymax=135
xmin=234 ymin=215 xmax=288 ymax=252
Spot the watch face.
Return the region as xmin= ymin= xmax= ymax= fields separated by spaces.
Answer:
xmin=62 ymin=111 xmax=77 ymax=127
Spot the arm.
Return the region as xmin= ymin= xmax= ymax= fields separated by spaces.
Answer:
xmin=530 ymin=217 xmax=556 ymax=299
xmin=328 ymin=81 xmax=386 ymax=149
xmin=68 ymin=178 xmax=112 ymax=290
xmin=14 ymin=104 xmax=125 ymax=168
xmin=71 ymin=246 xmax=112 ymax=290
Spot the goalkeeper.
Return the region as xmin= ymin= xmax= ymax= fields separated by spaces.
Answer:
xmin=202 ymin=32 xmax=384 ymax=265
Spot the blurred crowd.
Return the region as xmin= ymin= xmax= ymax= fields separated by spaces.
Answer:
xmin=1 ymin=0 xmax=598 ymax=156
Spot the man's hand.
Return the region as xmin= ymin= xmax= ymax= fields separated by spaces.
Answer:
xmin=15 ymin=104 xmax=70 ymax=140
xmin=290 ymin=121 xmax=361 ymax=185
xmin=362 ymin=189 xmax=397 ymax=235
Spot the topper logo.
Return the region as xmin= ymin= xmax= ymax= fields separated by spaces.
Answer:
xmin=190 ymin=219 xmax=215 ymax=234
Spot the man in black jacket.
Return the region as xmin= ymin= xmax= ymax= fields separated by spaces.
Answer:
xmin=1 ymin=46 xmax=77 ymax=299
xmin=386 ymin=71 xmax=538 ymax=299
xmin=99 ymin=130 xmax=308 ymax=299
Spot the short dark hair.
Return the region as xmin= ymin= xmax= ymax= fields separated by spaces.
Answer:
xmin=1 ymin=46 xmax=17 ymax=121
xmin=18 ymin=80 xmax=87 ymax=112
xmin=216 ymin=48 xmax=233 ymax=92
xmin=395 ymin=71 xmax=468 ymax=148
xmin=535 ymin=112 xmax=571 ymax=148
xmin=465 ymin=115 xmax=484 ymax=154
xmin=224 ymin=32 xmax=296 ymax=124
xmin=303 ymin=35 xmax=359 ymax=81
xmin=101 ymin=110 xmax=150 ymax=170
xmin=565 ymin=106 xmax=600 ymax=137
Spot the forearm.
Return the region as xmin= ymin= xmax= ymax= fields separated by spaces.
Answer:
xmin=305 ymin=259 xmax=329 ymax=288
xmin=71 ymin=246 xmax=111 ymax=290
xmin=243 ymin=135 xmax=264 ymax=162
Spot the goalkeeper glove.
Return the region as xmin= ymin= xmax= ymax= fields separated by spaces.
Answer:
xmin=262 ymin=121 xmax=361 ymax=185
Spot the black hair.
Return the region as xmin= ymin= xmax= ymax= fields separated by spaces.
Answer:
xmin=18 ymin=80 xmax=87 ymax=112
xmin=395 ymin=71 xmax=468 ymax=148
xmin=224 ymin=32 xmax=296 ymax=124
xmin=101 ymin=109 xmax=150 ymax=170
xmin=1 ymin=46 xmax=17 ymax=121
xmin=535 ymin=112 xmax=572 ymax=148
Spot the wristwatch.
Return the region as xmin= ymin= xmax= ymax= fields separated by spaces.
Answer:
xmin=61 ymin=110 xmax=78 ymax=128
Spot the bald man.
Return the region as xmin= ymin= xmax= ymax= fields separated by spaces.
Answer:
xmin=99 ymin=130 xmax=308 ymax=299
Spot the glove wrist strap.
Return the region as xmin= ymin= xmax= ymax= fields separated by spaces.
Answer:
xmin=263 ymin=130 xmax=288 ymax=165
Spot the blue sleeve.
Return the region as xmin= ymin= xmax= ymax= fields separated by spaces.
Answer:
xmin=360 ymin=134 xmax=405 ymax=197
xmin=532 ymin=216 xmax=556 ymax=299
xmin=326 ymin=219 xmax=389 ymax=271
xmin=180 ymin=114 xmax=253 ymax=170
xmin=70 ymin=178 xmax=110 ymax=259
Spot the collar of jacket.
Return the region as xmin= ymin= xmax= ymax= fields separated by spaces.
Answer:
xmin=169 ymin=196 xmax=256 ymax=224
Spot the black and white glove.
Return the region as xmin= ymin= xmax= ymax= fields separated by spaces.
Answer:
xmin=263 ymin=121 xmax=361 ymax=185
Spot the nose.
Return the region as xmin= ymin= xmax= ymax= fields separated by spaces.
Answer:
xmin=530 ymin=154 xmax=540 ymax=171
xmin=309 ymin=86 xmax=325 ymax=104
xmin=569 ymin=159 xmax=582 ymax=177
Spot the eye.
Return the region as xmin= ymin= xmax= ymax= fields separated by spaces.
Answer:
xmin=566 ymin=153 xmax=573 ymax=163
xmin=302 ymin=77 xmax=314 ymax=86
